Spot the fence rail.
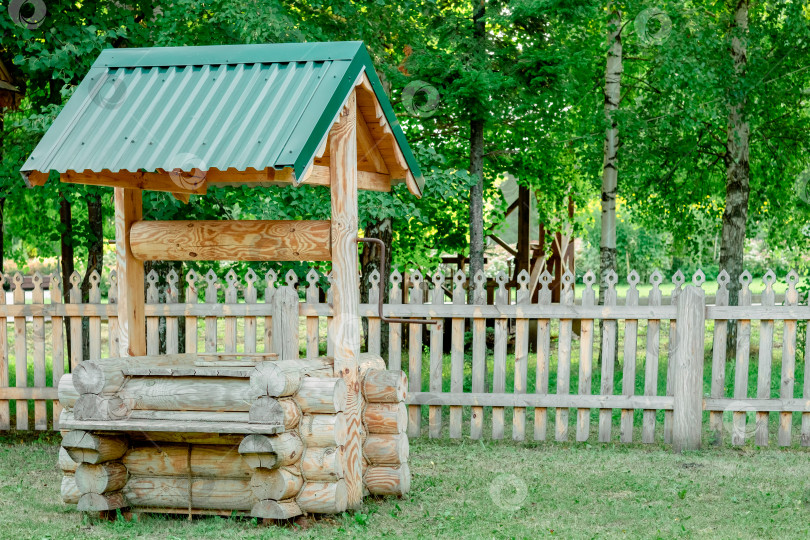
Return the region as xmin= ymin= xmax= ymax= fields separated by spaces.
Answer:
xmin=1 ymin=266 xmax=809 ymax=449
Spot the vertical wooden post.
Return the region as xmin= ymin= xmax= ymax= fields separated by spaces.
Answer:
xmin=329 ymin=89 xmax=362 ymax=509
xmin=114 ymin=188 xmax=145 ymax=357
xmin=672 ymin=285 xmax=705 ymax=452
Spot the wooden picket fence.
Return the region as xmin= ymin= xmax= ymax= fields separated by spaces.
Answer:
xmin=1 ymin=266 xmax=809 ymax=449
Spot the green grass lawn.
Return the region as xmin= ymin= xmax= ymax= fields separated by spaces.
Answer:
xmin=1 ymin=433 xmax=809 ymax=539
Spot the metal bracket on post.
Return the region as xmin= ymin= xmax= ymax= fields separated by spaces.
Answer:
xmin=356 ymin=237 xmax=437 ymax=325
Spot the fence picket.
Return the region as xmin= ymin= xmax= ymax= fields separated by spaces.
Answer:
xmin=0 ymin=274 xmax=8 ymax=429
xmin=408 ymin=272 xmax=425 ymax=437
xmin=204 ymin=270 xmax=218 ymax=353
xmin=449 ymin=270 xmax=465 ymax=439
xmin=778 ymin=271 xmax=799 ymax=446
xmin=69 ymin=272 xmax=82 ymax=369
xmin=556 ymin=271 xmax=575 ymax=442
xmin=367 ymin=270 xmax=381 ymax=357
xmin=165 ymin=270 xmax=179 ymax=355
xmin=620 ymin=271 xmax=640 ymax=443
xmin=534 ymin=271 xmax=553 ymax=441
xmin=471 ymin=271 xmax=487 ymax=439
xmin=305 ymin=270 xmax=319 ymax=358
xmin=576 ymin=271 xmax=596 ymax=442
xmin=664 ymin=270 xmax=685 ymax=443
xmin=264 ymin=270 xmax=277 ymax=354
xmin=88 ymin=271 xmax=101 ymax=362
xmin=803 ymin=289 xmax=810 ymax=446
xmin=755 ymin=270 xmax=776 ymax=446
xmin=224 ymin=270 xmax=239 ymax=353
xmin=642 ymin=271 xmax=663 ymax=443
xmin=13 ymin=273 xmax=27 ymax=430
xmin=429 ymin=271 xmax=445 ymax=438
xmin=388 ymin=270 xmax=402 ymax=372
xmin=325 ymin=272 xmax=333 ymax=358
xmin=108 ymin=271 xmax=119 ymax=357
xmin=146 ymin=270 xmax=160 ymax=356
xmin=732 ymin=272 xmax=752 ymax=445
xmin=598 ymin=270 xmax=618 ymax=442
xmin=709 ymin=271 xmax=730 ymax=443
xmin=243 ymin=269 xmax=257 ymax=355
xmin=185 ymin=270 xmax=199 ymax=354
xmin=513 ymin=271 xmax=530 ymax=441
xmin=32 ymin=273 xmax=46 ymax=430
xmin=50 ymin=273 xmax=64 ymax=427
xmin=491 ymin=272 xmax=506 ymax=440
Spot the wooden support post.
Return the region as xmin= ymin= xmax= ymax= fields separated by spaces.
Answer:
xmin=114 ymin=188 xmax=145 ymax=357
xmin=329 ymin=89 xmax=362 ymax=509
xmin=672 ymin=285 xmax=705 ymax=452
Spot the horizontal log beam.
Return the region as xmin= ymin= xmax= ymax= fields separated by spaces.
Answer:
xmin=130 ymin=220 xmax=331 ymax=262
xmin=58 ymin=166 xmax=390 ymax=193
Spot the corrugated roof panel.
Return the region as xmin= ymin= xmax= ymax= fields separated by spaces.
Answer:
xmin=21 ymin=42 xmax=424 ymax=194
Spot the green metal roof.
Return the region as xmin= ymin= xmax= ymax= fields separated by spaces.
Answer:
xmin=21 ymin=41 xmax=423 ymax=194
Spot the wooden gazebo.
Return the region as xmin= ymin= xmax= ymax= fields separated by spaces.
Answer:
xmin=22 ymin=42 xmax=420 ymax=519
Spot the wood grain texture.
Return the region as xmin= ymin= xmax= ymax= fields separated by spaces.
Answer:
xmin=77 ymin=491 xmax=127 ymax=511
xmin=642 ymin=275 xmax=663 ymax=444
xmin=250 ymin=467 xmax=303 ymax=500
xmin=251 ymin=499 xmax=302 ymax=519
xmin=75 ymin=462 xmax=128 ymax=494
xmin=756 ymin=277 xmax=775 ymax=446
xmin=407 ymin=273 xmax=424 ymax=437
xmin=296 ymin=480 xmax=347 ymax=514
xmin=114 ymin=187 xmax=145 ymax=356
xmin=672 ymin=286 xmax=705 ymax=452
xmin=298 ymin=413 xmax=348 ymax=447
xmin=62 ymin=430 xmax=128 ymax=464
xmin=535 ymin=274 xmax=552 ymax=441
xmin=123 ymin=444 xmax=250 ymax=478
xmin=576 ymin=278 xmax=595 ymax=442
xmin=620 ymin=275 xmax=640 ymax=443
xmin=363 ymin=433 xmax=408 ymax=465
xmin=364 ymin=464 xmax=410 ymax=497
xmin=118 ymin=377 xmax=253 ymax=412
xmin=302 ymin=447 xmax=344 ymax=482
xmin=709 ymin=273 xmax=729 ymax=444
xmin=732 ymin=278 xmax=752 ymax=445
xmin=123 ymin=476 xmax=255 ymax=510
xmin=363 ymin=402 xmax=407 ymax=434
xmin=362 ymin=369 xmax=407 ymax=403
xmin=130 ymin=220 xmax=331 ymax=261
xmin=238 ymin=433 xmax=303 ymax=469
xmin=293 ymin=377 xmax=347 ymax=414
xmin=61 ymin=474 xmax=80 ymax=504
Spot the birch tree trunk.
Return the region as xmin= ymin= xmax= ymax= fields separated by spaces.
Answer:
xmin=721 ymin=0 xmax=750 ymax=354
xmin=468 ymin=1 xmax=486 ymax=279
xmin=599 ymin=5 xmax=622 ymax=298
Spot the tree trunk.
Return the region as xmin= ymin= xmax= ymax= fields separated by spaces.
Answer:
xmin=81 ymin=191 xmax=104 ymax=360
xmin=60 ymin=191 xmax=74 ymax=367
xmin=599 ymin=4 xmax=622 ymax=297
xmin=598 ymin=5 xmax=622 ymax=365
xmin=360 ymin=217 xmax=393 ymax=352
xmin=721 ymin=0 xmax=750 ymax=356
xmin=468 ymin=1 xmax=486 ymax=280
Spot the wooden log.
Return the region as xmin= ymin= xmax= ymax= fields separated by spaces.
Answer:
xmin=118 ymin=377 xmax=252 ymax=411
xmin=62 ymin=431 xmax=128 ymax=464
xmin=251 ymin=499 xmax=302 ymax=520
xmin=298 ymin=414 xmax=347 ymax=447
xmin=238 ymin=433 xmax=303 ymax=469
xmin=73 ymin=394 xmax=130 ymax=421
xmin=58 ymin=373 xmax=79 ymax=409
xmin=293 ymin=377 xmax=347 ymax=414
xmin=363 ymin=433 xmax=408 ymax=465
xmin=129 ymin=220 xmax=332 ymax=262
xmin=363 ymin=402 xmax=407 ymax=434
xmin=77 ymin=491 xmax=127 ymax=511
xmin=296 ymin=480 xmax=347 ymax=514
xmin=123 ymin=477 xmax=254 ymax=510
xmin=114 ymin=187 xmax=146 ymax=357
xmin=359 ymin=353 xmax=385 ymax=375
xmin=279 ymin=399 xmax=302 ymax=430
xmin=123 ymin=444 xmax=251 ymax=478
xmin=61 ymin=474 xmax=80 ymax=504
xmin=249 ymin=359 xmax=335 ymax=398
xmin=73 ymin=354 xmax=195 ymax=395
xmin=59 ymin=447 xmax=78 ymax=473
xmin=362 ymin=369 xmax=407 ymax=403
xmin=128 ymin=432 xmax=245 ymax=446
xmin=75 ymin=462 xmax=128 ymax=494
xmin=364 ymin=463 xmax=410 ymax=496
xmin=250 ymin=467 xmax=303 ymax=500
xmin=301 ymin=447 xmax=343 ymax=482
xmin=249 ymin=397 xmax=285 ymax=426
